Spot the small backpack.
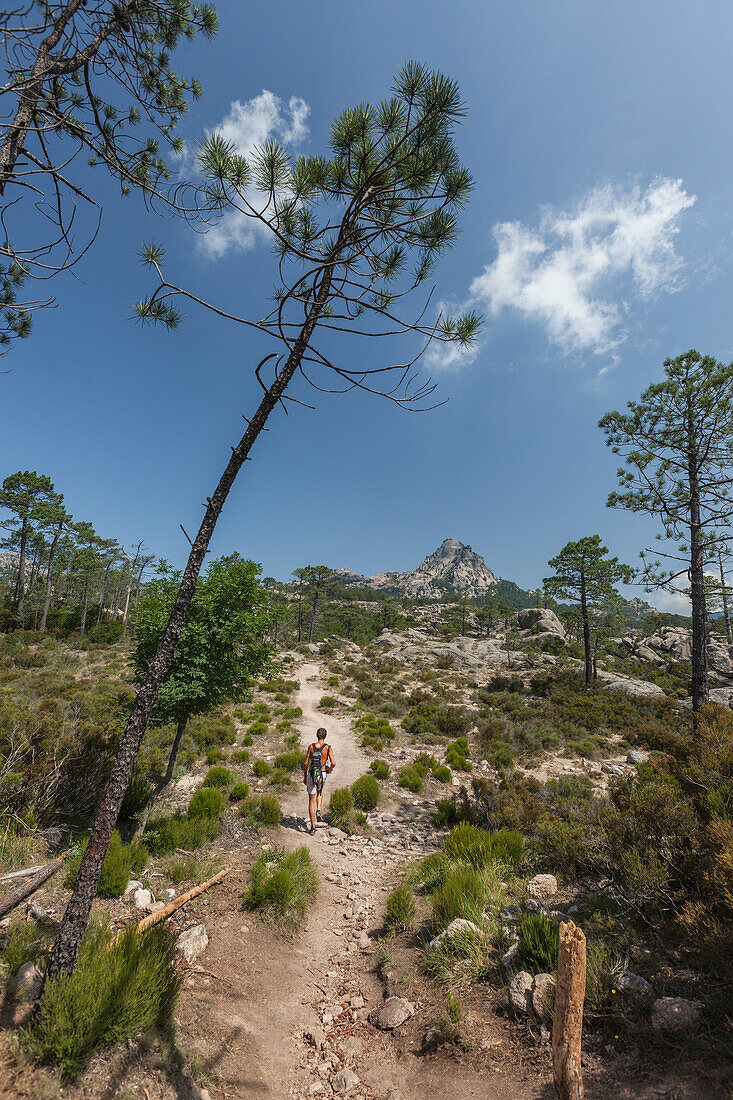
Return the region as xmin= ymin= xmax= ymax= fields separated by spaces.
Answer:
xmin=309 ymin=742 xmax=328 ymax=786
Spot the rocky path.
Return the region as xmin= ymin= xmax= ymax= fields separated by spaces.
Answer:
xmin=177 ymin=659 xmax=545 ymax=1100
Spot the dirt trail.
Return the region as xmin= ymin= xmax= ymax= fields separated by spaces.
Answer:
xmin=178 ymin=659 xmax=547 ymax=1100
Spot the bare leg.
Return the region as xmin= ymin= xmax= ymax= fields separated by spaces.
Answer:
xmin=316 ymin=789 xmax=324 ymax=819
xmin=308 ymin=792 xmax=316 ymax=829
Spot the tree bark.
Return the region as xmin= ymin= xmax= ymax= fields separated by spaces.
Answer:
xmin=15 ymin=518 xmax=28 ymax=621
xmin=133 ymin=717 xmax=188 ymax=838
xmin=688 ymin=489 xmax=709 ymax=714
xmin=45 ymin=276 xmax=331 ymax=984
xmin=39 ymin=522 xmax=62 ymax=634
xmin=580 ymin=576 xmax=592 ymax=686
xmin=552 ymin=920 xmax=586 ymax=1100
xmin=79 ymin=581 xmax=89 ymax=636
xmin=719 ymin=551 xmax=731 ymax=643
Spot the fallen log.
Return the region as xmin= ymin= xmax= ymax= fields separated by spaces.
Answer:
xmin=113 ymin=865 xmax=231 ymax=942
xmin=0 ymin=863 xmax=51 ymax=883
xmin=552 ymin=920 xmax=586 ymax=1100
xmin=0 ymin=854 xmax=67 ymax=919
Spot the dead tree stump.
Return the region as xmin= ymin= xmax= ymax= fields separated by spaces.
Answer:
xmin=552 ymin=920 xmax=586 ymax=1100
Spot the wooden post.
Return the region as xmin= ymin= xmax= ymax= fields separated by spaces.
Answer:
xmin=552 ymin=920 xmax=586 ymax=1100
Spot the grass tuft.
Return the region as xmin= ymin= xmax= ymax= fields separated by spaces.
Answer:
xmin=243 ymin=846 xmax=318 ymax=930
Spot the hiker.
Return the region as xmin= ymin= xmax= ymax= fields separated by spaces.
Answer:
xmin=303 ymin=727 xmax=335 ymax=835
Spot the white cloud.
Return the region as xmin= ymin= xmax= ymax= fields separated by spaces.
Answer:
xmin=199 ymin=91 xmax=310 ymax=259
xmin=470 ymin=178 xmax=696 ymax=356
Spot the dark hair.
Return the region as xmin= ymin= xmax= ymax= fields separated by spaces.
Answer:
xmin=316 ymin=727 xmax=327 ymax=740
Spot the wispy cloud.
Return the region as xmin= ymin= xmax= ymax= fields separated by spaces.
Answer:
xmin=198 ymin=91 xmax=310 ymax=259
xmin=428 ymin=178 xmax=696 ymax=368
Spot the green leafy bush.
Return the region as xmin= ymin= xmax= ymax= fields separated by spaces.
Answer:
xmin=187 ymin=788 xmax=224 ymax=819
xmin=229 ymin=782 xmax=250 ymax=801
xmin=144 ymin=812 xmax=219 ymax=855
xmin=431 ymin=866 xmax=488 ymax=931
xmin=444 ymin=823 xmax=524 ymax=868
xmin=252 ymin=759 xmax=271 ymax=777
xmin=205 ymin=747 xmax=225 ymax=765
xmin=243 ymin=845 xmax=318 ymax=929
xmin=403 ymin=701 xmax=470 ymax=743
xmin=242 ymin=734 xmax=253 ymax=746
xmin=64 ymin=831 xmax=147 ymax=898
xmin=518 ymin=913 xmax=560 ymax=973
xmin=351 ymin=773 xmax=380 ymax=811
xmin=274 ymin=750 xmax=305 ymax=771
xmin=249 ymin=721 xmax=268 ymax=736
xmin=203 ymin=765 xmax=231 ymax=788
xmin=445 ymin=737 xmax=471 ymax=771
xmin=432 ymin=764 xmax=452 ymax=783
xmin=355 ymin=713 xmax=395 ymax=750
xmin=231 ymin=748 xmax=250 ymax=763
xmin=370 ymin=759 xmax=390 ymax=779
xmin=398 ymin=765 xmax=423 ymax=793
xmin=1 ymin=924 xmax=43 ymax=977
xmin=25 ymin=922 xmax=180 ymax=1078
xmin=384 ymin=883 xmax=416 ymax=934
xmin=319 ymin=695 xmax=338 ymax=710
xmin=240 ymin=793 xmax=282 ymax=826
xmin=433 ymin=799 xmax=465 ymax=828
xmin=328 ymin=787 xmax=354 ymax=832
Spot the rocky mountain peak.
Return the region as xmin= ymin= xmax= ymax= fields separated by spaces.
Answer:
xmin=333 ymin=538 xmax=498 ymax=599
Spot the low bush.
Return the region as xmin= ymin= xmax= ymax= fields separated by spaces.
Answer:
xmin=1 ymin=924 xmax=43 ymax=976
xmin=202 ymin=765 xmax=232 ymax=789
xmin=243 ymin=845 xmax=318 ymax=929
xmin=355 ymin=713 xmax=395 ymax=750
xmin=433 ymin=799 xmax=464 ymax=828
xmin=240 ymin=793 xmax=282 ymax=826
xmin=370 ymin=759 xmax=390 ymax=780
xmin=431 ymin=866 xmax=489 ymax=931
xmin=403 ymin=700 xmax=470 ymax=743
xmin=398 ymin=765 xmax=423 ymax=793
xmin=351 ymin=773 xmax=380 ymax=812
xmin=230 ymin=748 xmax=250 ymax=763
xmin=249 ymin=721 xmax=268 ymax=736
xmin=384 ymin=883 xmax=416 ymax=934
xmin=432 ymin=764 xmax=452 ymax=783
xmin=242 ymin=734 xmax=253 ymax=746
xmin=445 ymin=737 xmax=471 ymax=771
xmin=144 ymin=812 xmax=219 ymax=855
xmin=25 ymin=921 xmax=180 ymax=1078
xmin=319 ymin=695 xmax=338 ymax=710
xmin=443 ymin=823 xmax=524 ymax=869
xmin=64 ymin=831 xmax=147 ymax=898
xmin=187 ymin=788 xmax=224 ymax=820
xmin=205 ymin=747 xmax=225 ymax=765
xmin=269 ymin=767 xmax=292 ymax=788
xmin=252 ymin=760 xmax=271 ymax=777
xmin=517 ymin=913 xmax=559 ymax=973
xmin=274 ymin=750 xmax=305 ymax=772
xmin=229 ymin=782 xmax=250 ymax=801
xmin=328 ymin=787 xmax=354 ymax=832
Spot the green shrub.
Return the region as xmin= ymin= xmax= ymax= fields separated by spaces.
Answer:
xmin=202 ymin=765 xmax=231 ymax=789
xmin=144 ymin=812 xmax=218 ymax=855
xmin=403 ymin=700 xmax=470 ymax=743
xmin=274 ymin=750 xmax=305 ymax=771
xmin=269 ymin=767 xmax=292 ymax=788
xmin=351 ymin=773 xmax=380 ymax=812
xmin=64 ymin=831 xmax=147 ymax=898
xmin=249 ymin=721 xmax=268 ymax=736
xmin=517 ymin=913 xmax=559 ymax=973
xmin=433 ymin=799 xmax=464 ymax=828
xmin=355 ymin=713 xmax=395 ymax=750
xmin=398 ymin=765 xmax=423 ymax=793
xmin=187 ymin=787 xmax=224 ymax=820
xmin=205 ymin=747 xmax=225 ymax=765
xmin=370 ymin=759 xmax=390 ymax=780
xmin=252 ymin=759 xmax=271 ymax=777
xmin=327 ymin=675 xmax=339 ymax=687
xmin=384 ymin=883 xmax=416 ymax=934
xmin=431 ymin=866 xmax=488 ymax=931
xmin=444 ymin=823 xmax=524 ymax=869
xmin=25 ymin=921 xmax=180 ymax=1078
xmin=231 ymin=748 xmax=250 ymax=763
xmin=328 ymin=787 xmax=354 ymax=832
xmin=240 ymin=793 xmax=282 ymax=826
xmin=242 ymin=734 xmax=253 ymax=746
xmin=243 ymin=846 xmax=318 ymax=929
xmin=445 ymin=737 xmax=471 ymax=771
xmin=432 ymin=764 xmax=452 ymax=783
xmin=406 ymin=851 xmax=450 ymax=893
xmin=319 ymin=695 xmax=338 ymax=710
xmin=229 ymin=782 xmax=250 ymax=801
xmin=1 ymin=924 xmax=43 ymax=976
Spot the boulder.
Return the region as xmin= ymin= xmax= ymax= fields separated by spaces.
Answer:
xmin=527 ymin=874 xmax=558 ymax=900
xmin=508 ymin=971 xmax=534 ymax=1014
xmin=428 ymin=917 xmax=481 ymax=951
xmin=626 ymin=750 xmax=649 ymax=766
xmin=131 ymin=887 xmax=154 ymax=910
xmin=304 ymin=1025 xmax=326 ymax=1050
xmin=652 ymin=996 xmax=702 ymax=1032
xmin=617 ymin=971 xmax=652 ymax=997
xmin=123 ymin=879 xmax=143 ymax=898
xmin=501 ymin=941 xmax=520 ymax=971
xmin=12 ymin=961 xmax=42 ymax=999
xmin=517 ymin=608 xmax=566 ymax=637
xmin=177 ymin=923 xmax=208 ymax=964
xmin=532 ymin=973 xmax=556 ymax=1021
xmin=596 ymin=671 xmax=667 ymax=698
xmin=500 ymin=905 xmax=522 ymax=922
xmin=369 ymin=996 xmax=415 ymax=1030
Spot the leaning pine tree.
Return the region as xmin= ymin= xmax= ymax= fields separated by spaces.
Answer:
xmin=45 ymin=63 xmax=480 ymax=980
xmin=600 ymin=350 xmax=733 ymax=714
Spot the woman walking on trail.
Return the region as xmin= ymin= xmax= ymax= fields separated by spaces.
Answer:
xmin=303 ymin=727 xmax=335 ymax=835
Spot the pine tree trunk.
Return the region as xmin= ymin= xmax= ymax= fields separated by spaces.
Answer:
xmin=39 ymin=522 xmax=62 ymax=634
xmin=45 ymin=279 xmax=331 ymax=984
xmin=79 ymin=582 xmax=89 ymax=636
xmin=719 ymin=551 xmax=731 ymax=643
xmin=133 ymin=717 xmax=188 ymax=838
xmin=15 ymin=519 xmax=28 ymax=622
xmin=689 ymin=492 xmax=709 ymax=714
xmin=580 ymin=580 xmax=592 ymax=686
xmin=307 ymin=591 xmax=319 ymax=644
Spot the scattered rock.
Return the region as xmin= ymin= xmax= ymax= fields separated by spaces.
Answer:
xmin=428 ymin=917 xmax=481 ymax=950
xmin=422 ymin=1025 xmax=443 ymax=1051
xmin=177 ymin=923 xmax=208 ymax=963
xmin=652 ymin=996 xmax=702 ymax=1032
xmin=123 ymin=879 xmax=143 ymax=898
xmin=330 ymin=1067 xmax=359 ymax=1094
xmin=617 ymin=971 xmax=653 ymax=997
xmin=532 ymin=973 xmax=556 ymax=1021
xmin=525 ymin=898 xmax=544 ymax=914
xmin=369 ymin=996 xmax=415 ymax=1030
xmin=508 ymin=971 xmax=534 ymax=1014
xmin=12 ymin=961 xmax=42 ymax=999
xmin=527 ymin=874 xmax=558 ymax=899
xmin=626 ymin=750 xmax=649 ymax=766
xmin=500 ymin=905 xmax=521 ymax=922
xmin=304 ymin=1025 xmax=326 ymax=1050
xmin=131 ymin=887 xmax=153 ymax=910
xmin=501 ymin=941 xmax=520 ymax=971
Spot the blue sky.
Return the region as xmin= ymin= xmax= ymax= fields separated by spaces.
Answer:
xmin=4 ymin=0 xmax=733 ymax=609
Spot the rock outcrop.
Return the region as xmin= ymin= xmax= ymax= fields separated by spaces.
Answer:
xmin=375 ymin=627 xmax=519 ymax=670
xmin=517 ymin=607 xmax=566 ymax=637
xmin=622 ymin=627 xmax=733 ymax=682
xmin=334 ymin=538 xmax=499 ymax=599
